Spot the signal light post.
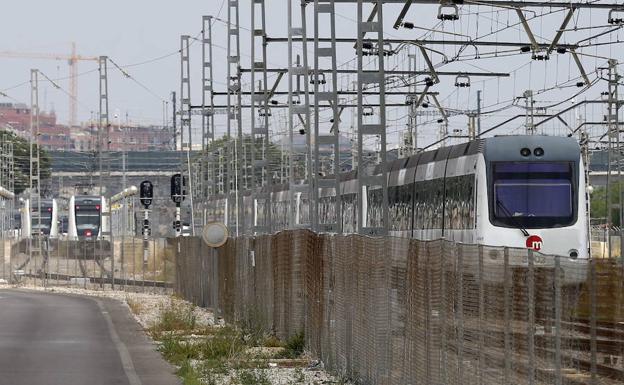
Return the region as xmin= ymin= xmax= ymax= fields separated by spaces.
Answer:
xmin=171 ymin=174 xmax=186 ymax=237
xmin=140 ymin=180 xmax=153 ymax=267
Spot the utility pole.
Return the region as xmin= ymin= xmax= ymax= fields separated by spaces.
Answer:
xmin=524 ymin=89 xmax=535 ymax=135
xmin=312 ymin=0 xmax=342 ymax=233
xmin=180 ymin=35 xmax=194 ymax=235
xmin=29 ymin=69 xmax=43 ymax=286
xmin=249 ymin=3 xmax=273 ymax=233
xmin=605 ymin=59 xmax=621 ymax=259
xmin=227 ymin=0 xmax=244 ymax=235
xmin=468 ymin=113 xmax=477 ymax=140
xmin=171 ymin=91 xmax=177 ymax=151
xmin=477 ymin=90 xmax=482 ymax=137
xmin=407 ymin=53 xmax=418 ymax=155
xmin=202 ymin=15 xmax=216 ymax=227
xmin=98 ymin=56 xmax=114 ymax=288
xmin=356 ymin=0 xmax=388 ymax=236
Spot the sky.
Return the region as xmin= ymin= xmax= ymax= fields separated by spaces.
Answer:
xmin=1 ymin=1 xmax=623 ymax=149
xmin=0 ymin=1 xmax=226 ymax=126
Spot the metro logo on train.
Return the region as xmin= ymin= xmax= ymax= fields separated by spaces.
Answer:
xmin=525 ymin=235 xmax=543 ymax=251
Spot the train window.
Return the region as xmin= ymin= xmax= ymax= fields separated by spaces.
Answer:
xmin=366 ymin=187 xmax=384 ymax=229
xmin=491 ymin=162 xmax=575 ymax=228
xmin=444 ymin=174 xmax=476 ymax=230
xmin=413 ymin=178 xmax=444 ymax=230
xmin=341 ymin=193 xmax=357 ymax=233
xmin=389 ymin=184 xmax=413 ymax=231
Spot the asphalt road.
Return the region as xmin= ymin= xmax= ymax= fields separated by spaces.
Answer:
xmin=0 ymin=289 xmax=181 ymax=385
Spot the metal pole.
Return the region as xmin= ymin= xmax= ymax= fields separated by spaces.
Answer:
xmin=29 ymin=69 xmax=43 ymax=287
xmin=476 ymin=90 xmax=482 ymax=136
xmin=356 ymin=0 xmax=388 ymax=235
xmin=313 ymin=0 xmax=342 ymax=233
xmin=98 ymin=56 xmax=113 ymax=290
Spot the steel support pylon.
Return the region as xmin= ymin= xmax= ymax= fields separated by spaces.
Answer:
xmin=250 ymin=0 xmax=272 ymax=234
xmin=227 ymin=0 xmax=243 ymax=234
xmin=313 ymin=0 xmax=341 ymax=233
xmin=180 ymin=35 xmax=196 ymax=234
xmin=201 ymin=16 xmax=216 ymax=225
xmin=98 ymin=56 xmax=114 ymax=288
xmin=287 ymin=0 xmax=312 ymax=229
xmin=605 ymin=59 xmax=622 ymax=259
xmin=29 ymin=69 xmax=43 ymax=285
xmin=356 ymin=0 xmax=388 ymax=235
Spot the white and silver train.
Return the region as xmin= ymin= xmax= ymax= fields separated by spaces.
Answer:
xmin=21 ymin=198 xmax=59 ymax=238
xmin=67 ymin=195 xmax=109 ymax=240
xmin=208 ymin=135 xmax=589 ymax=282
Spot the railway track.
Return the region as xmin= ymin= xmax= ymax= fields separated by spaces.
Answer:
xmin=452 ymin=315 xmax=624 ymax=384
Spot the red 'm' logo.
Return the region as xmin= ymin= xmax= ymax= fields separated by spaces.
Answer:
xmin=526 ymin=235 xmax=543 ymax=251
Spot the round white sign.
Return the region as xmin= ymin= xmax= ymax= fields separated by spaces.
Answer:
xmin=202 ymin=222 xmax=229 ymax=247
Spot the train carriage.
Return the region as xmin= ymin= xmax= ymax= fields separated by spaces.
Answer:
xmin=21 ymin=198 xmax=58 ymax=238
xmin=263 ymin=135 xmax=589 ymax=284
xmin=67 ymin=195 xmax=109 ymax=240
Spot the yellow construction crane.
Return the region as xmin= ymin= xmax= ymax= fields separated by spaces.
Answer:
xmin=0 ymin=42 xmax=98 ymax=127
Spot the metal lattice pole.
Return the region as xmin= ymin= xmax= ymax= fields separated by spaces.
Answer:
xmin=226 ymin=1 xmax=243 ymax=233
xmin=287 ymin=0 xmax=312 ymax=229
xmin=250 ymin=0 xmax=272 ymax=234
xmin=98 ymin=56 xmax=114 ymax=289
xmin=313 ymin=0 xmax=342 ymax=233
xmin=605 ymin=59 xmax=621 ymax=259
xmin=179 ymin=35 xmax=196 ymax=236
xmin=202 ymin=15 xmax=216 ymax=224
xmin=29 ymin=69 xmax=43 ymax=286
xmin=356 ymin=0 xmax=388 ymax=235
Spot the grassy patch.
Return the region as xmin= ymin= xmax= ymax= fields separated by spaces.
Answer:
xmin=262 ymin=335 xmax=283 ymax=348
xmin=150 ymin=299 xmax=197 ymax=335
xmin=158 ymin=335 xmax=201 ymax=365
xmin=276 ymin=331 xmax=305 ymax=359
xmin=200 ymin=326 xmax=244 ymax=361
xmin=176 ymin=360 xmax=203 ymax=385
xmin=149 ymin=299 xmax=313 ymax=384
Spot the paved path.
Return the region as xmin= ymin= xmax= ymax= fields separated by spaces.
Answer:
xmin=0 ymin=289 xmax=180 ymax=385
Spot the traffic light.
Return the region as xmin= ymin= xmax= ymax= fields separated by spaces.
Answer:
xmin=170 ymin=174 xmax=186 ymax=204
xmin=140 ymin=180 xmax=153 ymax=208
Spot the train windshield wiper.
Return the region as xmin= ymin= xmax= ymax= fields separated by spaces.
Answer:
xmin=496 ymin=199 xmax=530 ymax=237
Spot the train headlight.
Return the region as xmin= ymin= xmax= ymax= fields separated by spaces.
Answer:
xmin=520 ymin=148 xmax=531 ymax=157
xmin=569 ymin=249 xmax=579 ymax=259
xmin=533 ymin=147 xmax=545 ymax=157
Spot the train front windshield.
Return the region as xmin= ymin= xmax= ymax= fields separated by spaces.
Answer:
xmin=75 ymin=204 xmax=101 ymax=237
xmin=492 ymin=162 xmax=576 ymax=228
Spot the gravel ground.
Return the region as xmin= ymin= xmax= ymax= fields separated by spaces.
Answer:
xmin=0 ymin=284 xmax=350 ymax=385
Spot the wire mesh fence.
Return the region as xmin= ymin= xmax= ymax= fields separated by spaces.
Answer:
xmin=0 ymin=236 xmax=175 ymax=293
xmin=174 ymin=230 xmax=624 ymax=385
xmin=2 ymin=229 xmax=623 ymax=384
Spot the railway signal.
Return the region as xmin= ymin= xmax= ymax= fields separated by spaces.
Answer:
xmin=171 ymin=173 xmax=186 ymax=236
xmin=139 ymin=180 xmax=153 ymax=209
xmin=170 ymin=173 xmax=186 ymax=204
xmin=139 ymin=180 xmax=154 ymax=265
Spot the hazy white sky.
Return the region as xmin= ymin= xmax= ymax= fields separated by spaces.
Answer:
xmin=0 ymin=1 xmax=226 ymax=126
xmin=1 ymin=1 xmax=622 ymax=148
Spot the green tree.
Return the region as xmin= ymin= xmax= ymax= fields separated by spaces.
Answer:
xmin=193 ymin=134 xmax=295 ymax=192
xmin=590 ymin=182 xmax=624 ymax=226
xmin=0 ymin=130 xmax=51 ymax=195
